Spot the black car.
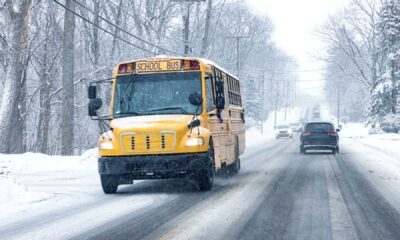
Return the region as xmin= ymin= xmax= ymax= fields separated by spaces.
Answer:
xmin=300 ymin=122 xmax=339 ymax=154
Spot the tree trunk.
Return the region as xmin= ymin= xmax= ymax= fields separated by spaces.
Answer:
xmin=111 ymin=0 xmax=123 ymax=59
xmin=61 ymin=0 xmax=76 ymax=156
xmin=200 ymin=0 xmax=213 ymax=57
xmin=0 ymin=0 xmax=32 ymax=153
xmin=36 ymin=35 xmax=51 ymax=154
xmin=92 ymin=0 xmax=100 ymax=66
xmin=391 ymin=60 xmax=397 ymax=114
xmin=9 ymin=68 xmax=27 ymax=153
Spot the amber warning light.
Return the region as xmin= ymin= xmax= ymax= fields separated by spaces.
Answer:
xmin=118 ymin=63 xmax=134 ymax=74
xmin=182 ymin=60 xmax=200 ymax=70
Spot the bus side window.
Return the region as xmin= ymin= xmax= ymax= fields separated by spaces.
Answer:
xmin=206 ymin=75 xmax=215 ymax=112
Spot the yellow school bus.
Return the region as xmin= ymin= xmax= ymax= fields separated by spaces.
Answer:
xmin=88 ymin=56 xmax=245 ymax=193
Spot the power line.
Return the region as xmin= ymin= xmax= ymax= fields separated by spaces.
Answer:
xmin=296 ymin=86 xmax=325 ymax=91
xmin=70 ymin=0 xmax=183 ymax=55
xmin=242 ymin=75 xmax=326 ymax=82
xmin=108 ymin=0 xmax=187 ymax=46
xmin=241 ymin=68 xmax=327 ymax=74
xmin=53 ymin=0 xmax=156 ymax=55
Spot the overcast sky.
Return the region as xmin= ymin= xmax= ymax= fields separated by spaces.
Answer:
xmin=245 ymin=0 xmax=350 ymax=97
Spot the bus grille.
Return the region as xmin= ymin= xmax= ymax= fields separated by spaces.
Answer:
xmin=121 ymin=132 xmax=175 ymax=153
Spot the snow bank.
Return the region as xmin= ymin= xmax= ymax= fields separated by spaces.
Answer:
xmin=0 ymin=149 xmax=98 ymax=174
xmin=0 ymin=176 xmax=51 ymax=205
xmin=0 ymin=149 xmax=98 ymax=213
xmin=341 ymin=123 xmax=400 ymax=159
xmin=340 ymin=123 xmax=369 ymax=138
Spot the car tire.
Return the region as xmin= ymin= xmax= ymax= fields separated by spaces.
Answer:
xmin=198 ymin=144 xmax=214 ymax=191
xmin=100 ymin=175 xmax=119 ymax=194
xmin=332 ymin=148 xmax=337 ymax=155
xmin=300 ymin=146 xmax=305 ymax=154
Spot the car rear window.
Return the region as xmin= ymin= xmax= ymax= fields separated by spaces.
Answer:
xmin=277 ymin=125 xmax=289 ymax=129
xmin=305 ymin=123 xmax=333 ymax=132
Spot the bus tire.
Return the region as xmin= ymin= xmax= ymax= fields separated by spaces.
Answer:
xmin=230 ymin=139 xmax=241 ymax=174
xmin=230 ymin=158 xmax=241 ymax=174
xmin=100 ymin=175 xmax=119 ymax=194
xmin=198 ymin=144 xmax=214 ymax=191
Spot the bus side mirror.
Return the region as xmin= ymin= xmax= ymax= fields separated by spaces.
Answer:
xmin=216 ymin=96 xmax=225 ymax=110
xmin=88 ymin=98 xmax=102 ymax=117
xmin=189 ymin=92 xmax=203 ymax=106
xmin=88 ymin=86 xmax=97 ymax=99
xmin=188 ymin=119 xmax=201 ymax=128
xmin=216 ymin=81 xmax=224 ymax=94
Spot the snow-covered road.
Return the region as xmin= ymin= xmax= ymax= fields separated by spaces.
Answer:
xmin=1 ymin=133 xmax=400 ymax=239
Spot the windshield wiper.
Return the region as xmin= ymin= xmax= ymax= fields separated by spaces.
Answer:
xmin=147 ymin=107 xmax=189 ymax=114
xmin=116 ymin=111 xmax=141 ymax=116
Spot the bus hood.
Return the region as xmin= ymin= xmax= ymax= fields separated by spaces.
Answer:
xmin=110 ymin=115 xmax=194 ymax=132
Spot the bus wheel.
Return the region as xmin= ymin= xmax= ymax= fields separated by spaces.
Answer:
xmin=230 ymin=158 xmax=241 ymax=174
xmin=230 ymin=141 xmax=241 ymax=174
xmin=100 ymin=175 xmax=119 ymax=194
xmin=198 ymin=145 xmax=214 ymax=191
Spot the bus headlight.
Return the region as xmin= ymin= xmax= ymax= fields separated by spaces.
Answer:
xmin=185 ymin=137 xmax=205 ymax=147
xmin=99 ymin=141 xmax=114 ymax=150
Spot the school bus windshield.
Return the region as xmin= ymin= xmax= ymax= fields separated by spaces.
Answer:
xmin=113 ymin=72 xmax=202 ymax=118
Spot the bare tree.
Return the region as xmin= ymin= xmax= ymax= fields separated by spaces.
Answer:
xmin=0 ymin=0 xmax=32 ymax=153
xmin=318 ymin=0 xmax=382 ymax=121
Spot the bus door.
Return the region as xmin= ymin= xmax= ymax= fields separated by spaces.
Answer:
xmin=206 ymin=68 xmax=229 ymax=169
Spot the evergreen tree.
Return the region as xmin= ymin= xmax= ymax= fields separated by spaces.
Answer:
xmin=244 ymin=79 xmax=262 ymax=128
xmin=373 ymin=0 xmax=400 ymax=119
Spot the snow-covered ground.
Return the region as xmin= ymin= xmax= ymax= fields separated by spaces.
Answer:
xmin=0 ymin=107 xmax=302 ymax=222
xmin=0 ymin=149 xmax=99 ymax=218
xmin=341 ymin=122 xmax=400 ymax=160
xmin=338 ymin=124 xmax=400 ymax=212
xmin=1 ymin=106 xmax=400 ymax=239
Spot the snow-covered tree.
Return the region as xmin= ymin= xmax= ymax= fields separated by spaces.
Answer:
xmin=244 ymin=79 xmax=263 ymax=128
xmin=373 ymin=0 xmax=400 ymax=116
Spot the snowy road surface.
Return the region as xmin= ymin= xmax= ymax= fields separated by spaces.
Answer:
xmin=1 ymin=136 xmax=400 ymax=239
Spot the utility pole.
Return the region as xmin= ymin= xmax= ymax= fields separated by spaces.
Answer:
xmin=337 ymin=84 xmax=340 ymax=128
xmin=175 ymin=0 xmax=206 ymax=56
xmin=183 ymin=2 xmax=191 ymax=56
xmin=274 ymin=82 xmax=279 ymax=129
xmin=260 ymin=75 xmax=265 ymax=134
xmin=284 ymin=82 xmax=289 ymax=121
xmin=227 ymin=36 xmax=249 ymax=79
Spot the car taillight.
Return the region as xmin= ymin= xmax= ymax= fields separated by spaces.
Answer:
xmin=302 ymin=131 xmax=311 ymax=136
xmin=328 ymin=132 xmax=337 ymax=137
xmin=182 ymin=60 xmax=200 ymax=70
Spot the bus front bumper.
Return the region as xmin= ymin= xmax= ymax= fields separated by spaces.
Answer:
xmin=98 ymin=153 xmax=208 ymax=179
